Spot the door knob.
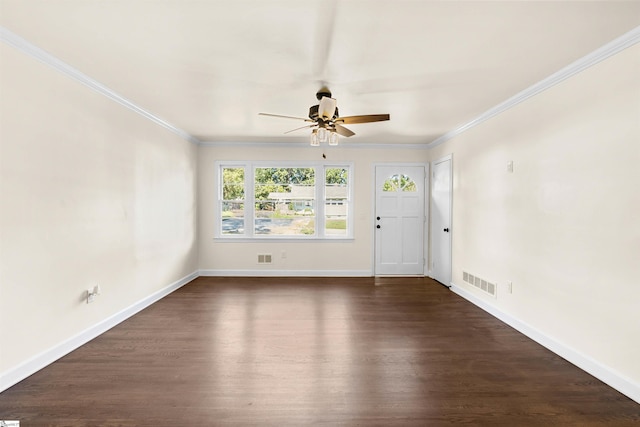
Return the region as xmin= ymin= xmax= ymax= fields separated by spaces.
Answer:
xmin=444 ymin=228 xmax=449 ymax=232
xmin=377 ymin=216 xmax=380 ymax=220
xmin=377 ymin=225 xmax=381 ymax=229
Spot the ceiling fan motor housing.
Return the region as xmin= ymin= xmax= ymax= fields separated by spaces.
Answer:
xmin=316 ymin=87 xmax=332 ymax=100
xmin=309 ymin=104 xmax=339 ymax=121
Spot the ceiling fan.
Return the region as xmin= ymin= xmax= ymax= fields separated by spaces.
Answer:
xmin=259 ymin=87 xmax=390 ymax=146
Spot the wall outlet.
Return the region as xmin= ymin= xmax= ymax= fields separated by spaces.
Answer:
xmin=86 ymin=284 xmax=101 ymax=304
xmin=507 ymin=161 xmax=514 ymax=173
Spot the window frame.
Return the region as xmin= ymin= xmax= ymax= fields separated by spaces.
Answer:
xmin=215 ymin=161 xmax=354 ymax=241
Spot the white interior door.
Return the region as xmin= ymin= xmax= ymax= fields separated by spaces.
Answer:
xmin=431 ymin=156 xmax=452 ymax=286
xmin=375 ymin=165 xmax=426 ymax=275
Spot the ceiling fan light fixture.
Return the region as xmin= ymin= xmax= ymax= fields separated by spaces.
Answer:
xmin=317 ymin=127 xmax=328 ymax=143
xmin=319 ymin=97 xmax=337 ymax=121
xmin=328 ymin=131 xmax=339 ymax=146
xmin=310 ymin=130 xmax=320 ymax=146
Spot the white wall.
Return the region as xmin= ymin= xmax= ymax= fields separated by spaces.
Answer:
xmin=428 ymin=44 xmax=640 ymax=393
xmin=0 ymin=44 xmax=198 ymax=381
xmin=198 ymin=145 xmax=428 ymax=275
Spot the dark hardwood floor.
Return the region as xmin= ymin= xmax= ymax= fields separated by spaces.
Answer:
xmin=1 ymin=276 xmax=638 ymax=426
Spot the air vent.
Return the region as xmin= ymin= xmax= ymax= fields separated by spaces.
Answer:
xmin=258 ymin=254 xmax=272 ymax=264
xmin=463 ymin=271 xmax=497 ymax=298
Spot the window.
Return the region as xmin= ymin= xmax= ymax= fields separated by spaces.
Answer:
xmin=217 ymin=162 xmax=353 ymax=239
xmin=382 ymin=174 xmax=417 ymax=192
xmin=221 ymin=167 xmax=245 ymax=235
xmin=324 ymin=167 xmax=349 ymax=237
xmin=254 ymin=167 xmax=315 ymax=236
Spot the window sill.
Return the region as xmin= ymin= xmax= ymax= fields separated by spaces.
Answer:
xmin=213 ymin=236 xmax=355 ymax=243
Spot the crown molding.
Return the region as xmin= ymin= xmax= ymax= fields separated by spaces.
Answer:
xmin=427 ymin=25 xmax=640 ymax=149
xmin=198 ymin=140 xmax=430 ymax=149
xmin=1 ymin=26 xmax=200 ymax=145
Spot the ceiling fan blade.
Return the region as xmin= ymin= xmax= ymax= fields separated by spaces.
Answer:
xmin=336 ymin=114 xmax=390 ymax=124
xmin=335 ymin=124 xmax=355 ymax=137
xmin=259 ymin=113 xmax=314 ymax=122
xmin=318 ymin=96 xmax=337 ymax=120
xmin=284 ymin=124 xmax=317 ymax=134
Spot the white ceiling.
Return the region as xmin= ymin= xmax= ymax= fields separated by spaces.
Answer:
xmin=2 ymin=1 xmax=639 ymax=145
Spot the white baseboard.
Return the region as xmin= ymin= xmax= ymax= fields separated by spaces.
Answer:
xmin=450 ymin=282 xmax=640 ymax=404
xmin=0 ymin=271 xmax=199 ymax=393
xmin=198 ymin=269 xmax=372 ymax=277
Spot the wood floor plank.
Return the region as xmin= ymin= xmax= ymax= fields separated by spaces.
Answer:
xmin=1 ymin=276 xmax=638 ymax=426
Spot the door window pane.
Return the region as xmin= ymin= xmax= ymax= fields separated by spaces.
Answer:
xmin=383 ymin=174 xmax=417 ymax=192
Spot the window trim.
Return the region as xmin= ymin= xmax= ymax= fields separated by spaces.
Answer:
xmin=215 ymin=161 xmax=354 ymax=240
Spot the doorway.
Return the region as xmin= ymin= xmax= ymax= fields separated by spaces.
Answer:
xmin=430 ymin=155 xmax=452 ymax=286
xmin=374 ymin=164 xmax=427 ymax=275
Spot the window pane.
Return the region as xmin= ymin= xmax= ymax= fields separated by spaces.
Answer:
xmin=223 ymin=168 xmax=245 ymax=200
xmin=255 ymin=201 xmax=315 ymax=235
xmin=325 ymin=167 xmax=348 ymax=186
xmin=325 ymin=202 xmax=347 ymax=236
xmin=254 ymin=168 xmax=315 ymax=236
xmin=222 ymin=202 xmax=244 ymax=234
xmin=222 ymin=167 xmax=245 ymax=235
xmin=402 ymin=177 xmax=417 ymax=192
xmin=325 ymin=167 xmax=348 ymax=236
xmin=383 ymin=177 xmax=398 ymax=192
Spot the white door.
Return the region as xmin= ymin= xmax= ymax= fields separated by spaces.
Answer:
xmin=431 ymin=156 xmax=452 ymax=286
xmin=375 ymin=165 xmax=426 ymax=275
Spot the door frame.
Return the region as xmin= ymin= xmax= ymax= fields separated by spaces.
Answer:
xmin=372 ymin=162 xmax=430 ymax=276
xmin=429 ymin=154 xmax=453 ymax=285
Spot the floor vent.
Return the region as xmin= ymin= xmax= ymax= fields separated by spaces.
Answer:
xmin=463 ymin=271 xmax=496 ymax=297
xmin=257 ymin=254 xmax=272 ymax=264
